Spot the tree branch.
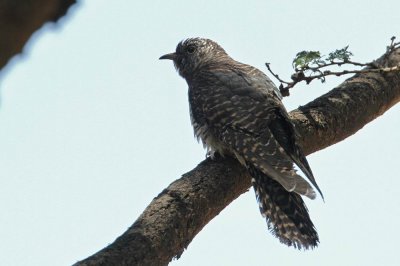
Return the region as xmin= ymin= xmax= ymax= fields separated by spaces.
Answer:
xmin=0 ymin=0 xmax=77 ymax=70
xmin=70 ymin=47 xmax=400 ymax=265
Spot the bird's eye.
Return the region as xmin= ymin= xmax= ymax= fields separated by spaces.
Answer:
xmin=186 ymin=45 xmax=196 ymax=54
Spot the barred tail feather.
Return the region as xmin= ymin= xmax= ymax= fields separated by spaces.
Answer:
xmin=248 ymin=164 xmax=319 ymax=249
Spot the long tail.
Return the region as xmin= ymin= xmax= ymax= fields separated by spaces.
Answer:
xmin=247 ymin=164 xmax=319 ymax=249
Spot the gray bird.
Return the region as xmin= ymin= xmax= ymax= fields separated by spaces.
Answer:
xmin=160 ymin=38 xmax=323 ymax=249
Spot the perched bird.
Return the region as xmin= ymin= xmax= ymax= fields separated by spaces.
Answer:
xmin=160 ymin=38 xmax=323 ymax=249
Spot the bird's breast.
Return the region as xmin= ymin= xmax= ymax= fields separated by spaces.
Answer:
xmin=188 ymin=89 xmax=227 ymax=155
xmin=189 ymin=103 xmax=224 ymax=153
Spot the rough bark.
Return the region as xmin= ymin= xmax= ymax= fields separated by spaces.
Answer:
xmin=0 ymin=0 xmax=76 ymax=70
xmin=74 ymin=48 xmax=400 ymax=266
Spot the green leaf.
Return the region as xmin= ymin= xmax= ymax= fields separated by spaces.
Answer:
xmin=292 ymin=50 xmax=322 ymax=69
xmin=326 ymin=46 xmax=353 ymax=62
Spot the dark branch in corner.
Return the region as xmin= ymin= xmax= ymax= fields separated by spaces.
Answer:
xmin=0 ymin=0 xmax=77 ymax=70
xmin=266 ymin=36 xmax=400 ymax=97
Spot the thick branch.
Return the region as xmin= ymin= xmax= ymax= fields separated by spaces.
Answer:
xmin=0 ymin=0 xmax=76 ymax=70
xmin=291 ymin=49 xmax=400 ymax=154
xmin=75 ymin=48 xmax=400 ymax=266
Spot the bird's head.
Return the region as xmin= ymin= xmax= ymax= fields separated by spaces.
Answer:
xmin=160 ymin=38 xmax=228 ymax=78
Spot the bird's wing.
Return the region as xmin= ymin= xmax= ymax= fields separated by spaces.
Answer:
xmin=203 ymin=67 xmax=322 ymax=199
xmin=220 ymin=126 xmax=316 ymax=199
xmin=268 ymin=109 xmax=324 ymax=199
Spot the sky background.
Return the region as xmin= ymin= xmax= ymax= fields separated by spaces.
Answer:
xmin=1 ymin=1 xmax=400 ymax=265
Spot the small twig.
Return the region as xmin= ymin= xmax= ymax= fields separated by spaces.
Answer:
xmin=265 ymin=63 xmax=290 ymax=85
xmin=301 ymin=65 xmax=400 ymax=85
xmin=299 ymin=60 xmax=372 ymax=72
xmin=266 ymin=37 xmax=400 ymax=97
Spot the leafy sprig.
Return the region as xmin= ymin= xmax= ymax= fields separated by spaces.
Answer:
xmin=265 ymin=37 xmax=400 ymax=97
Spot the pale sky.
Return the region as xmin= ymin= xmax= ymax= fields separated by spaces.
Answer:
xmin=1 ymin=1 xmax=400 ymax=265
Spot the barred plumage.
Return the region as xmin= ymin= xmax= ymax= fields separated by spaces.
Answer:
xmin=160 ymin=38 xmax=323 ymax=249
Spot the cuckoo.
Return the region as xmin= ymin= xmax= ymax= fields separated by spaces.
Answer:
xmin=160 ymin=38 xmax=323 ymax=249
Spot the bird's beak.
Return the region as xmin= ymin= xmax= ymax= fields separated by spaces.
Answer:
xmin=159 ymin=52 xmax=176 ymax=60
